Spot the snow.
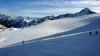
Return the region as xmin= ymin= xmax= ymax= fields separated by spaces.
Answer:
xmin=0 ymin=38 xmax=7 ymax=42
xmin=0 ymin=25 xmax=2 ymax=27
xmin=0 ymin=14 xmax=100 ymax=56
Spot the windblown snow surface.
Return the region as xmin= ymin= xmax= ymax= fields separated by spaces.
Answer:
xmin=0 ymin=14 xmax=100 ymax=56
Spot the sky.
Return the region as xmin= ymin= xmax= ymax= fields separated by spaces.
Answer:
xmin=0 ymin=0 xmax=100 ymax=18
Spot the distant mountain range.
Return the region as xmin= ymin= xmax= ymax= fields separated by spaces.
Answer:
xmin=0 ymin=8 xmax=96 ymax=28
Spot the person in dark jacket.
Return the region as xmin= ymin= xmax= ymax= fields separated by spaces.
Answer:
xmin=96 ymin=31 xmax=98 ymax=34
xmin=90 ymin=31 xmax=91 ymax=35
xmin=22 ymin=40 xmax=24 ymax=44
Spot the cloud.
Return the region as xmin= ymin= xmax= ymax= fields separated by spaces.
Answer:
xmin=24 ymin=0 xmax=100 ymax=7
xmin=0 ymin=8 xmax=83 ymax=15
xmin=16 ymin=7 xmax=20 ymax=8
xmin=0 ymin=0 xmax=100 ymax=17
xmin=30 ymin=8 xmax=83 ymax=14
xmin=0 ymin=5 xmax=9 ymax=8
xmin=90 ymin=7 xmax=100 ymax=13
xmin=0 ymin=7 xmax=100 ymax=17
xmin=1 ymin=7 xmax=100 ymax=14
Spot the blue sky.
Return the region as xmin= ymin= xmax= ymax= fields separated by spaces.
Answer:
xmin=0 ymin=0 xmax=100 ymax=17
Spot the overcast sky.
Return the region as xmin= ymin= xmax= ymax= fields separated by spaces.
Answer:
xmin=0 ymin=0 xmax=100 ymax=17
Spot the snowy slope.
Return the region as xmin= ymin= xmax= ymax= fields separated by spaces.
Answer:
xmin=0 ymin=14 xmax=100 ymax=56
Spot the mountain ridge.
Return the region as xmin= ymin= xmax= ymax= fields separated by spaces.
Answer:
xmin=53 ymin=8 xmax=96 ymax=19
xmin=0 ymin=8 xmax=96 ymax=28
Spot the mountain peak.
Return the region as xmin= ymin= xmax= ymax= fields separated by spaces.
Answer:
xmin=84 ymin=8 xmax=90 ymax=10
xmin=79 ymin=8 xmax=96 ymax=14
xmin=81 ymin=8 xmax=90 ymax=12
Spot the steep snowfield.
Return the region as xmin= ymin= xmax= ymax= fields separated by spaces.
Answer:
xmin=0 ymin=14 xmax=100 ymax=56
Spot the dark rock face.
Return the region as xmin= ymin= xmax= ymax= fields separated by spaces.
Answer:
xmin=0 ymin=17 xmax=12 ymax=27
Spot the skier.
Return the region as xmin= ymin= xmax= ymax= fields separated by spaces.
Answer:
xmin=96 ymin=31 xmax=98 ymax=34
xmin=22 ymin=40 xmax=24 ymax=44
xmin=55 ymin=36 xmax=57 ymax=38
xmin=59 ymin=35 xmax=61 ymax=37
xmin=90 ymin=31 xmax=91 ymax=35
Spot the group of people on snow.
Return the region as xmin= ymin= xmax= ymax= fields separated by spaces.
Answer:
xmin=22 ymin=31 xmax=98 ymax=44
xmin=90 ymin=31 xmax=98 ymax=35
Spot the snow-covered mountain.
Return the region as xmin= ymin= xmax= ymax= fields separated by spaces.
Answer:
xmin=54 ymin=8 xmax=96 ymax=19
xmin=0 ymin=15 xmax=36 ymax=28
xmin=0 ymin=8 xmax=96 ymax=28
xmin=0 ymin=13 xmax=100 ymax=56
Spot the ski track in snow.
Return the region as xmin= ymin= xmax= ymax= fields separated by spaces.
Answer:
xmin=4 ymin=29 xmax=100 ymax=48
